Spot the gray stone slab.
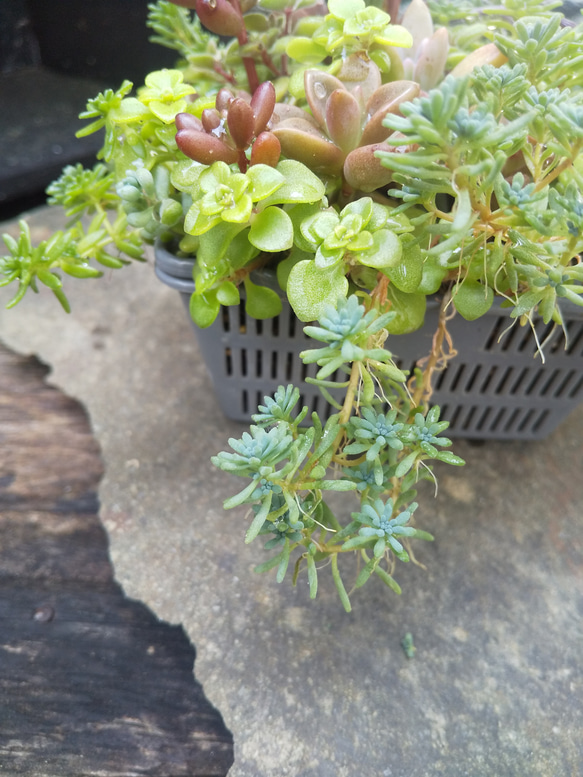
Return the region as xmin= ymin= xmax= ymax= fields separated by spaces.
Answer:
xmin=1 ymin=206 xmax=582 ymax=777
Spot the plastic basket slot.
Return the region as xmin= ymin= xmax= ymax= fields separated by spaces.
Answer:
xmin=545 ymin=321 xmax=573 ymax=355
xmin=497 ymin=320 xmax=522 ymax=352
xmin=270 ymin=351 xmax=278 ymax=380
xmin=568 ymin=372 xmax=583 ymax=399
xmin=446 ymin=404 xmax=463 ymax=430
xmin=288 ymin=313 xmax=297 ymax=338
xmin=225 ymin=347 xmax=233 ymax=377
xmin=448 ymin=363 xmax=466 ymax=393
xmin=255 ymin=319 xmax=264 ymax=336
xmin=285 ymin=352 xmax=294 ymax=381
xmin=238 ymin=299 xmax=247 ymax=334
xmin=241 ymin=389 xmax=249 ymax=415
xmin=554 ymin=369 xmax=578 ymax=398
xmin=517 ymin=408 xmax=536 ymax=433
xmin=507 ymin=366 xmax=530 ymax=395
xmin=227 ymin=303 xmax=241 ymax=334
xmin=464 ymin=364 xmax=482 ymax=393
xmin=477 ymin=365 xmax=495 ymax=394
xmin=503 ymin=407 xmax=522 ymax=433
xmin=531 ymin=408 xmax=550 ymax=435
xmin=475 ymin=406 xmax=493 ymax=432
xmin=483 ymin=317 xmax=508 ymax=352
xmin=539 ymin=368 xmax=563 ymax=397
xmin=271 ymin=316 xmax=280 ymax=337
xmin=433 ymin=363 xmax=448 ymax=391
xmin=564 ymin=320 xmax=583 ymax=355
xmin=255 ymin=349 xmax=263 ymax=378
xmin=240 ymin=348 xmax=248 ymax=377
xmin=548 ymin=327 xmax=565 ymax=355
xmin=461 ymin=405 xmax=477 ymax=431
xmin=489 ymin=406 xmax=508 ymax=433
xmin=311 ymin=394 xmax=320 ymax=416
xmin=524 ymin=368 xmax=545 ymax=396
xmin=221 ymin=306 xmax=231 ymax=333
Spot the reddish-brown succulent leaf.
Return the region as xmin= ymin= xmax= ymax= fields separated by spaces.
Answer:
xmin=227 ymin=97 xmax=256 ymax=149
xmin=337 ymin=54 xmax=382 ymax=106
xmin=250 ymin=132 xmax=281 ymax=167
xmin=271 ymin=103 xmax=319 ymax=127
xmin=304 ymin=70 xmax=345 ymax=129
xmin=273 ymin=124 xmax=344 ymax=175
xmin=272 ymin=116 xmax=329 ymax=137
xmin=194 ymin=0 xmax=243 ymax=38
xmin=365 ymin=81 xmax=420 ymax=120
xmin=201 ymin=108 xmax=223 ymax=133
xmin=175 ymin=112 xmax=203 ymax=132
xmin=449 ymin=42 xmax=507 ymax=78
xmin=360 ymin=81 xmax=420 ymax=147
xmin=325 ymin=89 xmax=362 ymax=153
xmin=414 ymin=27 xmax=449 ymax=91
xmin=216 ymin=88 xmax=235 ymax=112
xmin=176 ymin=128 xmax=239 ymax=165
xmin=250 ymin=81 xmax=276 ymax=135
xmin=343 ymin=143 xmax=395 ymax=192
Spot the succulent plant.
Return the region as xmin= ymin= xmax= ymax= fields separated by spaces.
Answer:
xmin=2 ymin=0 xmax=582 ymax=609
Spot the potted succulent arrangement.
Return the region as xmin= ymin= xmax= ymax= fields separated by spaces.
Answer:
xmin=2 ymin=0 xmax=583 ymax=610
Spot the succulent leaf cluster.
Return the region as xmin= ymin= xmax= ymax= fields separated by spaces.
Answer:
xmin=213 ymin=296 xmax=463 ymax=610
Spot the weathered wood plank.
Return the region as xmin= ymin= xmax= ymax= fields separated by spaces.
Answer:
xmin=0 ymin=349 xmax=103 ymax=514
xmin=0 ymin=342 xmax=234 ymax=776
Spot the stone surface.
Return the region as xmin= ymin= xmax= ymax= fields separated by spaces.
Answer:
xmin=1 ymin=207 xmax=582 ymax=776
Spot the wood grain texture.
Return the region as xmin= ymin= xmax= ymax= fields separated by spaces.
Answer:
xmin=0 ymin=343 xmax=234 ymax=776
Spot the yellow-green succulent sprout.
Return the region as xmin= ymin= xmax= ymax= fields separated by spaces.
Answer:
xmin=286 ymin=0 xmax=412 ymax=72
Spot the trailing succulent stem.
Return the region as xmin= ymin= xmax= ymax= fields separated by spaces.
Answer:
xmin=212 ymin=294 xmax=464 ymax=611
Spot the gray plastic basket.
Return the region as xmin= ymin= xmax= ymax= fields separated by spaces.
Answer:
xmin=154 ymin=243 xmax=583 ymax=440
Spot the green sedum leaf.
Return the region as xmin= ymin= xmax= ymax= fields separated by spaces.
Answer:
xmin=244 ymin=278 xmax=283 ymax=319
xmin=189 ymin=290 xmax=220 ymax=328
xmin=286 ymin=260 xmax=349 ymax=322
xmin=249 ymin=207 xmax=293 ymax=251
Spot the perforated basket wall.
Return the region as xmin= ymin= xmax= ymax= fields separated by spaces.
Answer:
xmin=155 ymin=245 xmax=583 ymax=441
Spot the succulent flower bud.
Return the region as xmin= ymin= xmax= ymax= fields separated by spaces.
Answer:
xmin=194 ymin=0 xmax=243 ymax=38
